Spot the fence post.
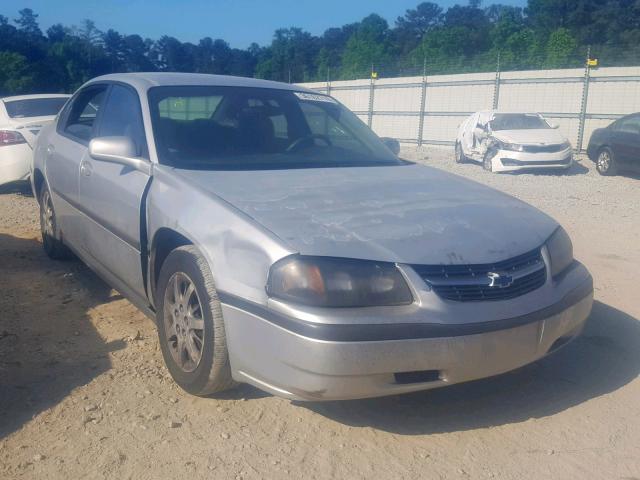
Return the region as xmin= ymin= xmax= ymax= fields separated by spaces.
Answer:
xmin=326 ymin=66 xmax=331 ymax=96
xmin=492 ymin=52 xmax=501 ymax=110
xmin=417 ymin=57 xmax=428 ymax=147
xmin=368 ymin=63 xmax=375 ymax=127
xmin=577 ymin=46 xmax=592 ymax=153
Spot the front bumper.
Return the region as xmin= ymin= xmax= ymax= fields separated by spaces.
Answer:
xmin=489 ymin=147 xmax=573 ymax=173
xmin=222 ymin=275 xmax=593 ymax=401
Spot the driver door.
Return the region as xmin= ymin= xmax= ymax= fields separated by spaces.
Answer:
xmin=611 ymin=115 xmax=640 ymax=168
xmin=77 ymin=84 xmax=152 ymax=300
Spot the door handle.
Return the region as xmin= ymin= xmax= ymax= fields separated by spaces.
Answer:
xmin=80 ymin=161 xmax=92 ymax=177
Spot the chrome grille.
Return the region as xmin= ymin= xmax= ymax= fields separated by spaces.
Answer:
xmin=522 ymin=144 xmax=566 ymax=153
xmin=413 ymin=248 xmax=546 ymax=302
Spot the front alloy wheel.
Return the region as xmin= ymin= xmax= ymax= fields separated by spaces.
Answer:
xmin=156 ymin=245 xmax=235 ymax=396
xmin=483 ymin=153 xmax=494 ymax=172
xmin=163 ymin=272 xmax=205 ymax=373
xmin=455 ymin=142 xmax=466 ymax=164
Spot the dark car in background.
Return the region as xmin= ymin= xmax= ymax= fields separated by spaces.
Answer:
xmin=587 ymin=113 xmax=640 ymax=176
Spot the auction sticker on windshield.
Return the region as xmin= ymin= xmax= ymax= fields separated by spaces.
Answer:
xmin=293 ymin=92 xmax=337 ymax=103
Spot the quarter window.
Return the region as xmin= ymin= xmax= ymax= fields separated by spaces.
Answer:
xmin=63 ymin=86 xmax=107 ymax=143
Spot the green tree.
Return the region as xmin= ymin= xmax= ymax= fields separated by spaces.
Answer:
xmin=0 ymin=51 xmax=34 ymax=94
xmin=14 ymin=8 xmax=42 ymax=37
xmin=545 ymin=27 xmax=578 ymax=68
xmin=341 ymin=14 xmax=396 ymax=78
xmin=394 ymin=2 xmax=443 ymax=54
xmin=255 ymin=28 xmax=319 ymax=82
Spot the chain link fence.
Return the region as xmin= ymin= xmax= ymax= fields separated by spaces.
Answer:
xmin=298 ymin=46 xmax=640 ymax=152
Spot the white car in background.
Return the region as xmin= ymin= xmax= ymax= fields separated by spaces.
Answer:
xmin=0 ymin=94 xmax=70 ymax=187
xmin=455 ymin=111 xmax=573 ymax=173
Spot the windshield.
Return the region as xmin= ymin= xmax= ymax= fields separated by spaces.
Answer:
xmin=4 ymin=97 xmax=68 ymax=118
xmin=490 ymin=113 xmax=550 ymax=131
xmin=148 ymin=86 xmax=403 ymax=170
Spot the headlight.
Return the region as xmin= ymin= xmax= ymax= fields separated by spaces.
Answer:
xmin=498 ymin=141 xmax=524 ymax=152
xmin=266 ymin=255 xmax=413 ymax=307
xmin=546 ymin=227 xmax=574 ymax=277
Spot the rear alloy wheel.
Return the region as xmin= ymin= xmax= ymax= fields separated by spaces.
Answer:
xmin=596 ymin=147 xmax=617 ymax=176
xmin=39 ymin=186 xmax=72 ymax=259
xmin=454 ymin=142 xmax=466 ymax=164
xmin=156 ymin=245 xmax=236 ymax=396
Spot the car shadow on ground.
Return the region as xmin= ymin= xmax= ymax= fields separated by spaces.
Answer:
xmin=301 ymin=300 xmax=640 ymax=434
xmin=0 ymin=233 xmax=125 ymax=439
xmin=503 ymin=160 xmax=590 ymax=176
xmin=0 ymin=180 xmax=32 ymax=197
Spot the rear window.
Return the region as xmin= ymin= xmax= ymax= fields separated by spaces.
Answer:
xmin=4 ymin=97 xmax=69 ymax=118
xmin=158 ymin=96 xmax=223 ymax=120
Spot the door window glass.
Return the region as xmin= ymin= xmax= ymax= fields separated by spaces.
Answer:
xmin=63 ymin=87 xmax=107 ymax=142
xmin=98 ymin=85 xmax=147 ymax=157
xmin=614 ymin=116 xmax=640 ymax=135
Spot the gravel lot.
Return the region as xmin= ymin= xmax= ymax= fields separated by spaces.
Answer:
xmin=1 ymin=148 xmax=639 ymax=480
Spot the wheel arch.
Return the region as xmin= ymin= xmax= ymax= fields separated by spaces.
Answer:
xmin=149 ymin=228 xmax=194 ymax=307
xmin=32 ymin=168 xmax=46 ymax=204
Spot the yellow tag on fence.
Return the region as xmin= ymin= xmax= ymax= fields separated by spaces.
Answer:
xmin=371 ymin=71 xmax=378 ymax=79
xmin=587 ymin=58 xmax=598 ymax=67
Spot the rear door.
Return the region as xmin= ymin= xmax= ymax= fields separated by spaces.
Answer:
xmin=611 ymin=114 xmax=640 ymax=167
xmin=46 ymin=85 xmax=108 ymax=248
xmin=77 ymin=83 xmax=151 ymax=299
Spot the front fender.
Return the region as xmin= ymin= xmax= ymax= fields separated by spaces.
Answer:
xmin=146 ymin=165 xmax=294 ymax=306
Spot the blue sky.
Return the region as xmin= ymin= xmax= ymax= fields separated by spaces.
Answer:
xmin=5 ymin=0 xmax=526 ymax=48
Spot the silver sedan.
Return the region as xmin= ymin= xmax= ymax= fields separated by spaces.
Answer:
xmin=32 ymin=73 xmax=593 ymax=401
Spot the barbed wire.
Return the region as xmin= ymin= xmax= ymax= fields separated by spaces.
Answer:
xmin=284 ymin=44 xmax=640 ymax=83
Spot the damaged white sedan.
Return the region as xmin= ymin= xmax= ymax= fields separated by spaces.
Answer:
xmin=455 ymin=111 xmax=573 ymax=173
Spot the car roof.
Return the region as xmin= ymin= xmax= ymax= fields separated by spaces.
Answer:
xmin=475 ymin=110 xmax=542 ymax=116
xmin=86 ymin=72 xmax=317 ymax=94
xmin=1 ymin=93 xmax=71 ymax=102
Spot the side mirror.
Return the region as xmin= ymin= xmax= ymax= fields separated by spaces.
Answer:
xmin=89 ymin=136 xmax=151 ymax=175
xmin=381 ymin=137 xmax=400 ymax=156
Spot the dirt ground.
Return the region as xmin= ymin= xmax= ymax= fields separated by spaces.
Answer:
xmin=1 ymin=149 xmax=639 ymax=480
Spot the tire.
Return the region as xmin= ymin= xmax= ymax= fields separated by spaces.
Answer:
xmin=596 ymin=147 xmax=617 ymax=176
xmin=39 ymin=186 xmax=72 ymax=260
xmin=156 ymin=245 xmax=236 ymax=396
xmin=454 ymin=142 xmax=467 ymax=164
xmin=483 ymin=152 xmax=494 ymax=172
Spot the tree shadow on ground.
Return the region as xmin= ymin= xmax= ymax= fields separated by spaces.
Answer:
xmin=0 ymin=233 xmax=125 ymax=439
xmin=302 ymin=301 xmax=640 ymax=434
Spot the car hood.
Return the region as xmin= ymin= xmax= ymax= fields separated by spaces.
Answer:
xmin=177 ymin=164 xmax=558 ymax=265
xmin=491 ymin=129 xmax=567 ymax=145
